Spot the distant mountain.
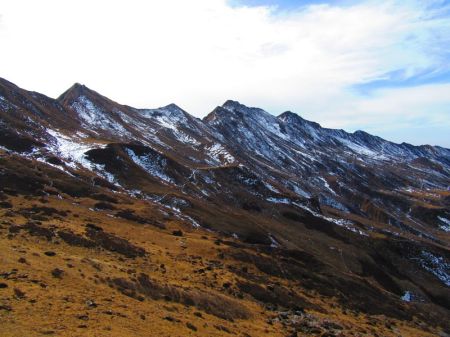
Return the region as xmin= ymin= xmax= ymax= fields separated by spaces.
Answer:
xmin=1 ymin=77 xmax=449 ymax=334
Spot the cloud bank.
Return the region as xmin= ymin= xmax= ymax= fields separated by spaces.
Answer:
xmin=0 ymin=0 xmax=449 ymax=146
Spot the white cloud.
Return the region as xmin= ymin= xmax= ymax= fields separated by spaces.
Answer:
xmin=0 ymin=0 xmax=449 ymax=146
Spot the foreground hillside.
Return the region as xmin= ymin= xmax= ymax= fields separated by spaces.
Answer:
xmin=1 ymin=172 xmax=446 ymax=336
xmin=0 ymin=78 xmax=449 ymax=336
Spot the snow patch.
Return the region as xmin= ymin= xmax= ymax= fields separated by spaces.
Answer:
xmin=174 ymin=131 xmax=201 ymax=146
xmin=338 ymin=137 xmax=387 ymax=159
xmin=0 ymin=95 xmax=15 ymax=110
xmin=437 ymin=216 xmax=450 ymax=232
xmin=292 ymin=184 xmax=311 ymax=198
xmin=319 ymin=195 xmax=349 ymax=212
xmin=0 ymin=145 xmax=11 ymax=152
xmin=155 ymin=115 xmax=178 ymax=131
xmin=47 ymin=129 xmax=103 ymax=169
xmin=125 ymin=148 xmax=174 ymax=184
xmin=318 ymin=177 xmax=336 ymax=195
xmin=206 ymin=143 xmax=235 ymax=164
xmin=401 ymin=291 xmax=412 ymax=302
xmin=269 ymin=234 xmax=280 ymax=248
xmin=266 ymin=197 xmax=290 ymax=204
xmin=46 ymin=129 xmax=121 ymax=186
xmin=72 ymin=96 xmax=130 ymax=136
xmin=419 ymin=251 xmax=450 ymax=286
xmin=264 ymin=182 xmax=280 ymax=193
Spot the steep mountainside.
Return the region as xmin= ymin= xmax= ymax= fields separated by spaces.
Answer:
xmin=1 ymin=77 xmax=449 ymax=337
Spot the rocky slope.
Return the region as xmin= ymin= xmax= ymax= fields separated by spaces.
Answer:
xmin=0 ymin=77 xmax=449 ymax=336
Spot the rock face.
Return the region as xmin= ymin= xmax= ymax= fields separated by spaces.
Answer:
xmin=0 ymin=77 xmax=449 ymax=335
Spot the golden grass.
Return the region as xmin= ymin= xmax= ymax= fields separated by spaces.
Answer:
xmin=0 ymin=193 xmax=443 ymax=337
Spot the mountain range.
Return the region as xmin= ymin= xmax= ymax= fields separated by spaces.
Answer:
xmin=0 ymin=77 xmax=449 ymax=336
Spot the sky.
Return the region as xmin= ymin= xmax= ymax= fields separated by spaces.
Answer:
xmin=0 ymin=0 xmax=449 ymax=147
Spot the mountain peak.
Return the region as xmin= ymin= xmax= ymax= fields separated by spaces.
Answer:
xmin=57 ymin=83 xmax=111 ymax=108
xmin=278 ymin=110 xmax=321 ymax=129
xmin=57 ymin=82 xmax=92 ymax=101
xmin=161 ymin=103 xmax=185 ymax=113
xmin=220 ymin=100 xmax=270 ymax=118
xmin=204 ymin=100 xmax=265 ymax=124
xmin=221 ymin=100 xmax=245 ymax=112
xmin=66 ymin=82 xmax=88 ymax=93
xmin=154 ymin=103 xmax=191 ymax=121
xmin=278 ymin=110 xmax=297 ymax=119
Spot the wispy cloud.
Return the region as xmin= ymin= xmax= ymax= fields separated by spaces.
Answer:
xmin=0 ymin=0 xmax=449 ymax=146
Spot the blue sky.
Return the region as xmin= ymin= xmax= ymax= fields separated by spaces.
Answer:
xmin=354 ymin=69 xmax=450 ymax=95
xmin=1 ymin=0 xmax=450 ymax=147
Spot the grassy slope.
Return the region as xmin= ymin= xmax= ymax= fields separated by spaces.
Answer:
xmin=0 ymin=191 xmax=443 ymax=337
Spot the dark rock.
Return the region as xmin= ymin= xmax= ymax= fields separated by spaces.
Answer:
xmin=14 ymin=288 xmax=26 ymax=299
xmin=214 ymin=325 xmax=232 ymax=333
xmin=0 ymin=305 xmax=12 ymax=311
xmin=186 ymin=322 xmax=197 ymax=331
xmin=309 ymin=327 xmax=322 ymax=334
xmin=164 ymin=316 xmax=179 ymax=322
xmin=19 ymin=206 xmax=67 ymax=217
xmin=223 ymin=282 xmax=232 ymax=289
xmin=115 ymin=209 xmax=147 ymax=224
xmin=85 ymin=223 xmax=103 ymax=232
xmin=86 ymin=299 xmax=97 ymax=308
xmin=76 ymin=314 xmax=89 ymax=321
xmin=22 ymin=222 xmax=55 ymax=240
xmin=172 ymin=230 xmax=183 ymax=237
xmin=92 ymin=193 xmax=118 ymax=203
xmin=51 ymin=268 xmax=64 ymax=278
xmin=8 ymin=226 xmax=22 ymax=234
xmin=85 ymin=226 xmax=145 ymax=258
xmin=46 ymin=156 xmax=64 ymax=166
xmin=58 ymin=230 xmax=96 ymax=248
xmin=44 ymin=251 xmax=56 ymax=256
xmin=0 ymin=201 xmax=13 ymax=208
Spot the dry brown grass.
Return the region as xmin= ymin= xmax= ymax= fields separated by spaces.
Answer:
xmin=0 ymin=191 xmax=445 ymax=337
